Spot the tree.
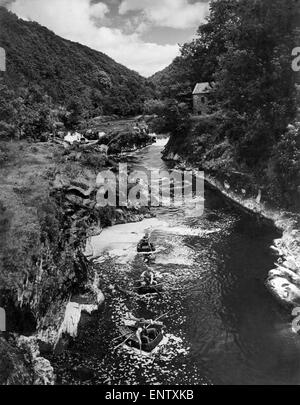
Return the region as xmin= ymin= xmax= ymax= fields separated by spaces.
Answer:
xmin=158 ymin=0 xmax=299 ymax=208
xmin=212 ymin=0 xmax=296 ymax=165
xmin=143 ymin=99 xmax=166 ymax=115
xmin=61 ymin=98 xmax=83 ymax=131
xmin=0 ymin=81 xmax=18 ymax=138
xmin=14 ymin=86 xmax=53 ymax=140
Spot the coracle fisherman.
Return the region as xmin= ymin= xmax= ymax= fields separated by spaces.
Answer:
xmin=140 ymin=268 xmax=156 ymax=286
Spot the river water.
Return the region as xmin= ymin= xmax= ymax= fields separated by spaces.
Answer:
xmin=50 ymin=138 xmax=300 ymax=385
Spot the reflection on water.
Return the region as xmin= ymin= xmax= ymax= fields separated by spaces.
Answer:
xmin=50 ymin=137 xmax=300 ymax=385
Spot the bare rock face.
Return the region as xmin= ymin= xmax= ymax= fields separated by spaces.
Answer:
xmin=35 ymin=272 xmax=105 ymax=357
xmin=58 ymin=274 xmax=105 ymax=342
xmin=0 ymin=336 xmax=32 ymax=385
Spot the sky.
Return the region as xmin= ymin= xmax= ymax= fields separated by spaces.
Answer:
xmin=1 ymin=0 xmax=210 ymax=76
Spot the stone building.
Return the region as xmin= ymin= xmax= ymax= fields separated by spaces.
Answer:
xmin=192 ymin=82 xmax=211 ymax=115
xmin=0 ymin=47 xmax=6 ymax=72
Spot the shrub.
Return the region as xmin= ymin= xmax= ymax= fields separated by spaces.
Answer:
xmin=265 ymin=123 xmax=300 ymax=209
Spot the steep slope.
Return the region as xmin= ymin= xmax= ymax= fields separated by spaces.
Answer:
xmin=0 ymin=7 xmax=155 ymax=116
xmin=150 ymin=56 xmax=194 ymax=100
xmin=160 ymin=0 xmax=299 ymax=211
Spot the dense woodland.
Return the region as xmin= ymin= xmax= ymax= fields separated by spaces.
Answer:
xmin=151 ymin=0 xmax=300 ymax=210
xmin=0 ymin=5 xmax=156 ymax=138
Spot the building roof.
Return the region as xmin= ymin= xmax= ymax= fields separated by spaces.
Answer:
xmin=192 ymin=82 xmax=211 ymax=95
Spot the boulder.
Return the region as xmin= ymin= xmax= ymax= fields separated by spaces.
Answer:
xmin=269 ymin=267 xmax=300 ymax=287
xmin=266 ymin=276 xmax=300 ymax=307
xmin=64 ymin=132 xmax=86 ymax=145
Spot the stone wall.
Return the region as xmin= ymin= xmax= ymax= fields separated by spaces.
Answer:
xmin=193 ymin=94 xmax=209 ymax=115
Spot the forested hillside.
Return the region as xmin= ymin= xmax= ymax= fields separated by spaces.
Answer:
xmin=153 ymin=0 xmax=300 ymax=210
xmin=0 ymin=6 xmax=155 ymax=117
xmin=150 ymin=57 xmax=194 ymax=100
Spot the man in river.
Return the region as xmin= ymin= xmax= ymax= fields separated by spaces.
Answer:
xmin=136 ymin=326 xmax=143 ymax=350
xmin=140 ymin=268 xmax=156 ymax=286
xmin=136 ymin=323 xmax=157 ymax=349
xmin=138 ymin=234 xmax=155 ymax=253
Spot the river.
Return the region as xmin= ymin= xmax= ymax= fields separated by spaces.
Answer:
xmin=50 ymin=137 xmax=300 ymax=385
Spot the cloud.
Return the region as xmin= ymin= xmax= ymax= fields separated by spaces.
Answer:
xmin=7 ymin=0 xmax=180 ymax=76
xmin=119 ymin=0 xmax=209 ymax=29
xmin=89 ymin=2 xmax=109 ymax=19
xmin=0 ymin=0 xmax=13 ymax=6
xmin=9 ymin=0 xmax=109 ymax=39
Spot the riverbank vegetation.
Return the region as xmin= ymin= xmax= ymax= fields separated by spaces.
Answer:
xmin=0 ymin=141 xmax=89 ymax=333
xmin=152 ymin=0 xmax=300 ymax=211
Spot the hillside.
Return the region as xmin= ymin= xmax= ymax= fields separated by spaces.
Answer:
xmin=150 ymin=57 xmax=183 ymax=87
xmin=150 ymin=56 xmax=195 ymax=100
xmin=155 ymin=0 xmax=299 ymax=211
xmin=0 ymin=7 xmax=155 ymax=116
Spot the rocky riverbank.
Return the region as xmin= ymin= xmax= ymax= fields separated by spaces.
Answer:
xmin=204 ymin=174 xmax=300 ymax=309
xmin=0 ymin=128 xmax=155 ymax=384
xmin=79 ymin=116 xmax=156 ymax=155
xmin=163 ymin=149 xmax=300 ymax=313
